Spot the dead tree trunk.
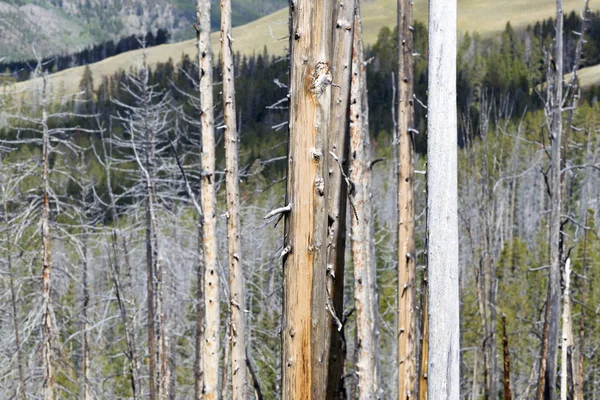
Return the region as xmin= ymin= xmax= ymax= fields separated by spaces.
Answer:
xmin=41 ymin=73 xmax=55 ymax=400
xmin=561 ymin=258 xmax=573 ymax=400
xmin=282 ymin=0 xmax=335 ymax=398
xmin=397 ymin=0 xmax=417 ymax=397
xmin=220 ymin=0 xmax=247 ymax=397
xmin=194 ymin=223 xmax=204 ymax=400
xmin=502 ymin=315 xmax=512 ymax=400
xmin=99 ymin=124 xmax=140 ymax=399
xmin=426 ymin=0 xmax=459 ymax=397
xmin=197 ymin=0 xmax=220 ymax=397
xmin=3 ymin=182 xmax=27 ymax=400
xmin=81 ymin=229 xmax=91 ymax=400
xmin=349 ymin=4 xmax=380 ymax=398
xmin=545 ymin=2 xmax=564 ymax=398
xmin=325 ymin=0 xmax=355 ymax=395
xmin=418 ymin=266 xmax=428 ymax=400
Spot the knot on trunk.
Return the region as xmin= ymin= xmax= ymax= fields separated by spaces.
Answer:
xmin=309 ymin=62 xmax=332 ymax=97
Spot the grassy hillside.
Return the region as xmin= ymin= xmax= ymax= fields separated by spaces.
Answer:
xmin=5 ymin=0 xmax=595 ymax=98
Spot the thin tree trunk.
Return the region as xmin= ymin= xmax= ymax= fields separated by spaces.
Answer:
xmin=3 ymin=186 xmax=27 ymax=400
xmin=197 ymin=0 xmax=220 ymax=397
xmin=545 ymin=1 xmax=564 ymax=398
xmin=502 ymin=315 xmax=512 ymax=400
xmin=350 ymin=4 xmax=379 ymax=398
xmin=282 ymin=0 xmax=335 ymax=398
xmin=576 ymin=206 xmax=590 ymax=400
xmin=81 ymin=230 xmax=91 ymax=400
xmin=220 ymin=1 xmax=247 ymax=396
xmin=418 ymin=266 xmax=428 ymax=400
xmin=325 ymin=0 xmax=355 ymax=395
xmin=426 ymin=0 xmax=459 ymax=397
xmin=41 ymin=73 xmax=55 ymax=400
xmin=397 ymin=0 xmax=417 ymax=397
xmin=194 ymin=223 xmax=205 ymax=400
xmin=561 ymin=259 xmax=573 ymax=400
xmin=537 ymin=291 xmax=551 ymax=400
xmin=101 ymin=126 xmax=140 ymax=399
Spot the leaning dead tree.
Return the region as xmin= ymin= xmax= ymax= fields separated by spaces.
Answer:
xmin=282 ymin=0 xmax=335 ymax=398
xmin=426 ymin=0 xmax=459 ymax=397
xmin=349 ymin=2 xmax=380 ymax=398
xmin=397 ymin=0 xmax=417 ymax=397
xmin=197 ymin=0 xmax=220 ymax=398
xmin=220 ymin=0 xmax=248 ymax=397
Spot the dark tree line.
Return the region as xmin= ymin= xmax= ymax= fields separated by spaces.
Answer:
xmin=0 ymin=29 xmax=171 ymax=82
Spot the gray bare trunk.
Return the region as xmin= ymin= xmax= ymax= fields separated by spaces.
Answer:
xmin=350 ymin=3 xmax=380 ymax=398
xmin=546 ymin=1 xmax=563 ymax=398
xmin=426 ymin=0 xmax=459 ymax=398
xmin=220 ymin=0 xmax=248 ymax=396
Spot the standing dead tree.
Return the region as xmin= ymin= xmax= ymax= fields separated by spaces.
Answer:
xmin=426 ymin=0 xmax=459 ymax=397
xmin=282 ymin=0 xmax=335 ymax=398
xmin=325 ymin=0 xmax=355 ymax=395
xmin=196 ymin=0 xmax=220 ymax=397
xmin=397 ymin=0 xmax=417 ymax=397
xmin=220 ymin=0 xmax=248 ymax=397
xmin=540 ymin=2 xmax=564 ymax=398
xmin=349 ymin=2 xmax=380 ymax=398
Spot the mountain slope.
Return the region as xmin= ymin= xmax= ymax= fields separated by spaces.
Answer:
xmin=6 ymin=0 xmax=597 ymax=97
xmin=0 ymin=0 xmax=286 ymax=60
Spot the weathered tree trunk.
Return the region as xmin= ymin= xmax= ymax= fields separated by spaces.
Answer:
xmin=545 ymin=2 xmax=564 ymax=398
xmin=537 ymin=291 xmax=551 ymax=400
xmin=397 ymin=0 xmax=417 ymax=397
xmin=325 ymin=0 xmax=355 ymax=395
xmin=502 ymin=315 xmax=512 ymax=400
xmin=101 ymin=126 xmax=140 ymax=399
xmin=561 ymin=259 xmax=573 ymax=400
xmin=41 ymin=74 xmax=55 ymax=400
xmin=282 ymin=0 xmax=335 ymax=398
xmin=197 ymin=0 xmax=220 ymax=397
xmin=3 ymin=185 xmax=27 ymax=400
xmin=220 ymin=1 xmax=247 ymax=397
xmin=426 ymin=0 xmax=459 ymax=397
xmin=142 ymin=61 xmax=160 ymax=400
xmin=81 ymin=230 xmax=91 ymax=400
xmin=194 ymin=223 xmax=204 ymax=400
xmin=350 ymin=4 xmax=380 ymax=398
xmin=418 ymin=257 xmax=428 ymax=400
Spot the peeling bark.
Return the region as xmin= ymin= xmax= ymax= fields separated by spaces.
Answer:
xmin=282 ymin=0 xmax=335 ymax=398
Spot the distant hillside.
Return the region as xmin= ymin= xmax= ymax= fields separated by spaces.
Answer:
xmin=0 ymin=0 xmax=285 ymax=60
xmin=5 ymin=0 xmax=598 ymax=98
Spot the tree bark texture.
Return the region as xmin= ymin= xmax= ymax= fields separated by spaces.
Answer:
xmin=197 ymin=0 xmax=220 ymax=397
xmin=325 ymin=0 xmax=355 ymax=395
xmin=502 ymin=315 xmax=512 ymax=400
xmin=41 ymin=75 xmax=55 ymax=400
xmin=350 ymin=4 xmax=380 ymax=398
xmin=3 ymin=184 xmax=27 ymax=400
xmin=561 ymin=258 xmax=573 ymax=400
xmin=282 ymin=0 xmax=335 ymax=398
xmin=426 ymin=0 xmax=459 ymax=397
xmin=397 ymin=0 xmax=417 ymax=397
xmin=546 ymin=2 xmax=564 ymax=398
xmin=221 ymin=0 xmax=248 ymax=398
